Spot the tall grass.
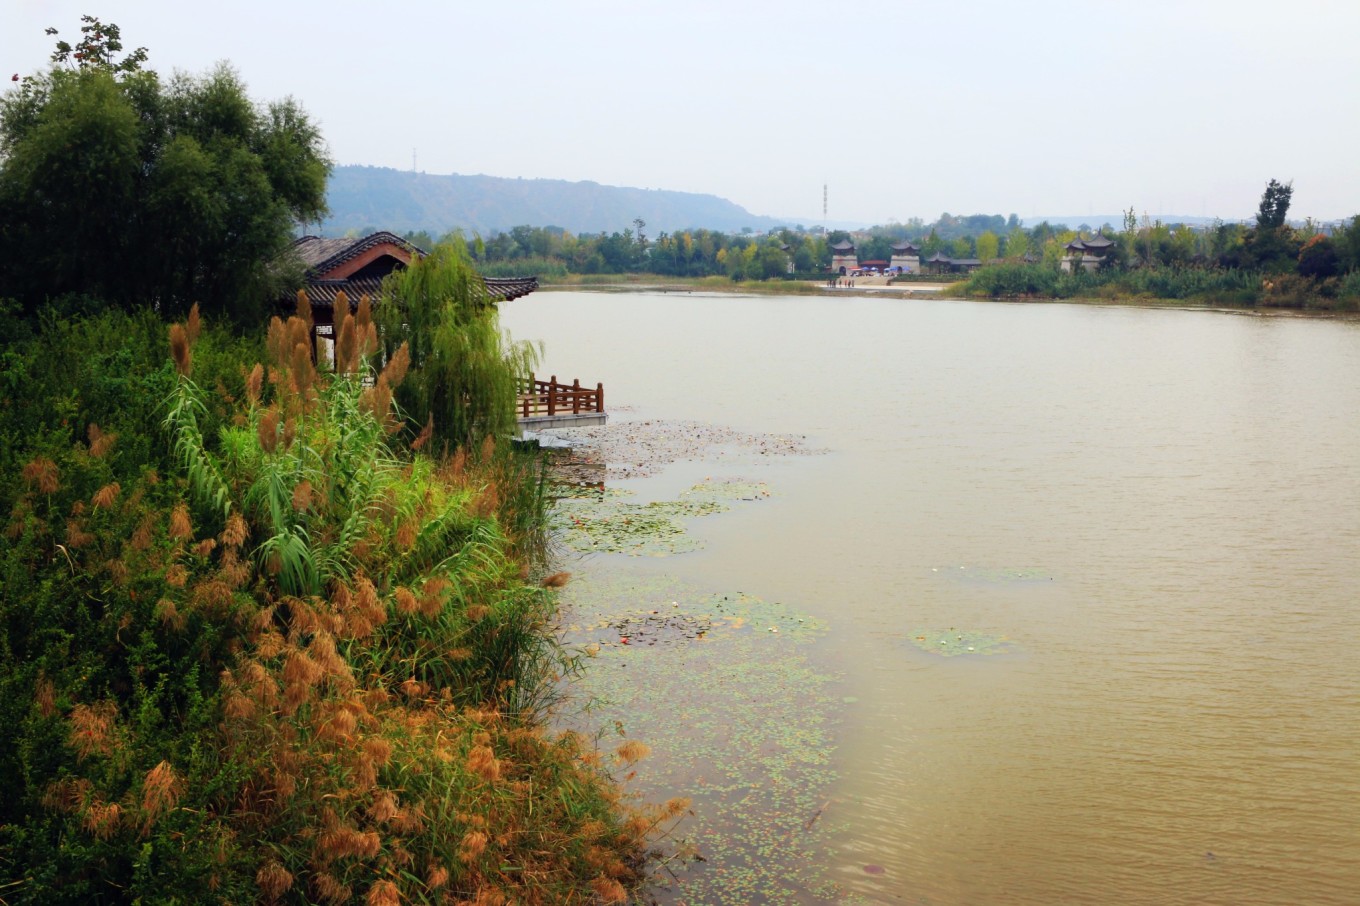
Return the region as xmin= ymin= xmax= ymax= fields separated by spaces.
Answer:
xmin=1 ymin=303 xmax=656 ymax=904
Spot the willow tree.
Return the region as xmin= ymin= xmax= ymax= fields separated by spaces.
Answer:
xmin=376 ymin=243 xmax=540 ymax=451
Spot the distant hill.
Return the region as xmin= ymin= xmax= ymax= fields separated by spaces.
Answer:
xmin=319 ymin=166 xmax=787 ymax=236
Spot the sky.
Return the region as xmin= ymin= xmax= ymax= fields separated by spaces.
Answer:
xmin=6 ymin=0 xmax=1360 ymax=227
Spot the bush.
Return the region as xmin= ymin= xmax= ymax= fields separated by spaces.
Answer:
xmin=1 ymin=304 xmax=655 ymax=904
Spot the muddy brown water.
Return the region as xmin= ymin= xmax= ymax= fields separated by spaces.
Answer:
xmin=502 ymin=291 xmax=1360 ymax=905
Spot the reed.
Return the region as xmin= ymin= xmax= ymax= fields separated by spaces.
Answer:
xmin=0 ymin=304 xmax=654 ymax=904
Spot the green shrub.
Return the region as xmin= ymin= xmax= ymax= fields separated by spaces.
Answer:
xmin=1 ymin=304 xmax=654 ymax=904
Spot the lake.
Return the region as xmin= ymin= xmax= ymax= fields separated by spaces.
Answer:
xmin=500 ymin=291 xmax=1360 ymax=905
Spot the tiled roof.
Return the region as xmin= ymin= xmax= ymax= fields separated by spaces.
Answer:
xmin=299 ymin=275 xmax=539 ymax=311
xmin=483 ymin=276 xmax=539 ymax=301
xmin=291 ymin=232 xmax=422 ymax=277
xmin=286 ymin=232 xmax=538 ymax=311
xmin=830 ymin=240 xmax=856 ymax=251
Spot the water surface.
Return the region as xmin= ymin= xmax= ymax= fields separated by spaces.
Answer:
xmin=503 ymin=292 xmax=1360 ymax=905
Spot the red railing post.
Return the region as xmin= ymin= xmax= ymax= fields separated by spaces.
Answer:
xmin=572 ymin=378 xmax=581 ymax=414
xmin=548 ymin=375 xmax=556 ymax=416
xmin=596 ymin=382 xmax=604 ymax=413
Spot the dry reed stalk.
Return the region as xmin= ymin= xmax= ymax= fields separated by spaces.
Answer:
xmin=88 ymin=423 xmax=117 ymax=458
xmin=221 ymin=512 xmax=248 ymax=547
xmin=245 ymin=362 xmax=264 ymax=406
xmin=22 ymin=456 xmax=60 ymax=494
xmin=68 ymin=701 xmax=117 ymax=760
xmin=256 ymin=861 xmax=294 ymax=901
xmin=295 ymin=289 xmax=313 ymax=330
xmin=91 ymin=482 xmax=120 ymax=509
xmin=590 ymin=877 xmax=627 ymax=903
xmin=185 ymin=303 xmax=201 ymax=344
xmin=459 ymin=830 xmax=489 ymax=861
xmin=35 ymin=676 xmax=56 ymax=718
xmin=169 ymin=324 xmax=191 ymax=376
xmin=291 ymin=479 xmax=313 ymax=512
xmin=140 ymin=760 xmax=183 ymax=834
xmin=169 ymin=504 xmax=192 ymax=539
xmin=83 ymin=800 xmax=123 ymax=840
xmin=366 ymin=879 xmax=400 ymax=906
xmin=614 ymin=741 xmax=651 ymax=765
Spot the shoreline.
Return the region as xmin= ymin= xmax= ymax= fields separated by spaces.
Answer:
xmin=537 ymin=278 xmax=1360 ymax=320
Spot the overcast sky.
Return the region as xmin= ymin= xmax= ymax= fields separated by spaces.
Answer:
xmin=6 ymin=0 xmax=1359 ymax=226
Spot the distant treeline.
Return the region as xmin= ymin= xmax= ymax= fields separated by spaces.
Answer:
xmin=393 ymin=210 xmax=1359 ymax=284
xmin=387 ymin=183 xmax=1360 ymax=308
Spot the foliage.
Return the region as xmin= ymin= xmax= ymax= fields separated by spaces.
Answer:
xmin=1256 ymin=178 xmax=1293 ymax=230
xmin=46 ymin=15 xmax=148 ymax=74
xmin=955 ymin=261 xmax=1264 ymax=304
xmin=1297 ymin=234 xmax=1339 ymax=279
xmin=0 ymin=306 xmax=654 ymax=904
xmin=0 ymin=21 xmax=330 ymax=323
xmin=375 ymin=243 xmax=541 ymax=453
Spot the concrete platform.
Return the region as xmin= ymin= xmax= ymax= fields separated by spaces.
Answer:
xmin=516 ymin=412 xmax=608 ymax=433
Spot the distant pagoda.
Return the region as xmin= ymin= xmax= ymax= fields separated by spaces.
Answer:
xmin=1061 ymin=231 xmax=1116 ymax=273
xmin=830 ymin=239 xmax=858 ymax=275
xmin=890 ymin=239 xmax=921 ymax=273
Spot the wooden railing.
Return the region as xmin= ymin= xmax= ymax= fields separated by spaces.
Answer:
xmin=518 ymin=373 xmax=605 ymax=419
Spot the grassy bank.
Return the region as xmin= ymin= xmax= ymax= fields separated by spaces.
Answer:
xmin=0 ymin=301 xmax=665 ymax=904
xmin=948 ymin=262 xmax=1360 ymax=312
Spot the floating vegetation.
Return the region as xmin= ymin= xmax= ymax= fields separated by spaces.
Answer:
xmin=681 ymin=480 xmax=773 ymax=504
xmin=910 ymin=628 xmax=1017 ymax=658
xmin=556 ymin=572 xmax=844 ymax=904
xmin=551 ymin=480 xmax=771 ymax=557
xmin=547 ymin=419 xmax=824 ymax=479
xmin=930 ymin=565 xmax=1056 ymax=584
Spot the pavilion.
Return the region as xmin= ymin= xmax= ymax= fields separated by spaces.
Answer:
xmin=1061 ymin=231 xmax=1116 ymax=273
xmin=286 ymin=231 xmax=538 ymax=349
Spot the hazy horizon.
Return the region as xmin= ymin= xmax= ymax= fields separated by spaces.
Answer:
xmin=6 ymin=1 xmax=1358 ymax=226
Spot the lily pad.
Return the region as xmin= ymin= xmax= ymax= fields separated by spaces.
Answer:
xmin=910 ymin=629 xmax=1016 ymax=657
xmin=550 ymin=481 xmax=770 ymax=557
xmin=555 ymin=572 xmax=842 ymax=904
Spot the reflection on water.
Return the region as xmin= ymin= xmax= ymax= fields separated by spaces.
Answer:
xmin=504 ymin=293 xmax=1360 ymax=905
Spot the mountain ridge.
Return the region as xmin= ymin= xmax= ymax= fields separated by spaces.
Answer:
xmin=320 ymin=165 xmax=791 ymax=236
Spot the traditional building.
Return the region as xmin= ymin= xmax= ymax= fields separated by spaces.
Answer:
xmin=830 ymin=239 xmax=858 ymax=275
xmin=923 ymin=251 xmax=982 ymax=275
xmin=1060 ymin=231 xmax=1116 ymax=273
xmin=925 ymin=251 xmax=953 ymax=275
xmin=287 ymin=232 xmax=538 ymax=352
xmin=889 ymin=240 xmax=921 ymax=273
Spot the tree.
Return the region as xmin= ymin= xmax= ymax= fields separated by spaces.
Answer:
xmin=976 ymin=231 xmax=999 ymax=263
xmin=0 ymin=21 xmax=330 ymax=322
xmin=1256 ymin=178 xmax=1293 ymax=230
xmin=1243 ymin=179 xmax=1298 ymax=271
xmin=1297 ymin=234 xmax=1339 ymax=279
xmin=376 ymin=243 xmax=539 ymax=450
xmin=46 ymin=15 xmax=147 ymax=74
xmin=1333 ymin=215 xmax=1360 ymax=273
xmin=1005 ymin=226 xmax=1030 ymax=259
